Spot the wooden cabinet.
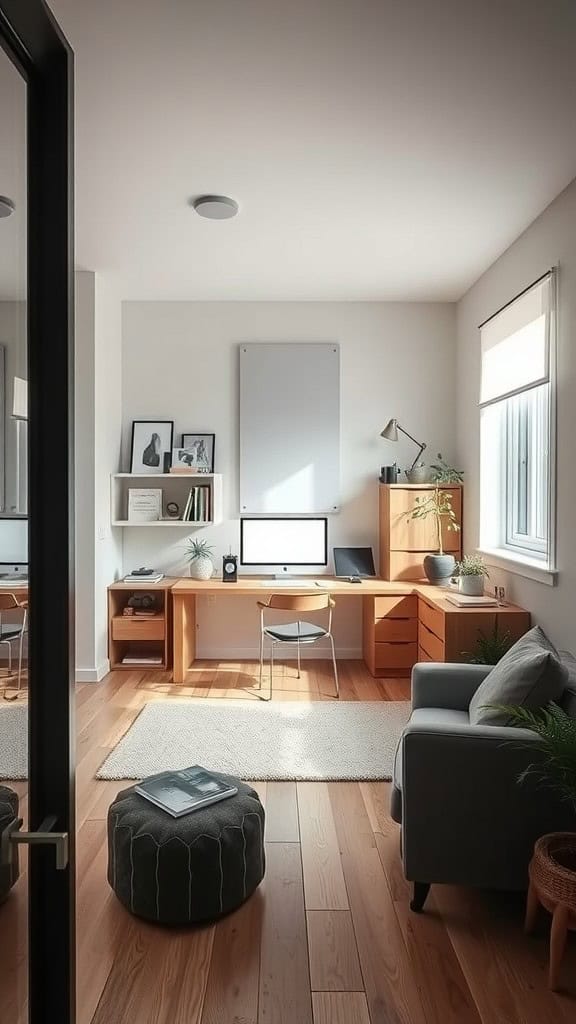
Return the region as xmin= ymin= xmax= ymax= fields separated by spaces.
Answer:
xmin=108 ymin=581 xmax=175 ymax=670
xmin=363 ymin=594 xmax=419 ymax=677
xmin=363 ymin=586 xmax=531 ymax=678
xmin=417 ymin=593 xmax=531 ymax=664
xmin=379 ymin=484 xmax=463 ymax=581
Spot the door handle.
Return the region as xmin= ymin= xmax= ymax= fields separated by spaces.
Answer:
xmin=1 ymin=815 xmax=69 ymax=870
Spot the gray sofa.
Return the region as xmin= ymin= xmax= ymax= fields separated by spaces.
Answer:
xmin=391 ymin=656 xmax=576 ymax=912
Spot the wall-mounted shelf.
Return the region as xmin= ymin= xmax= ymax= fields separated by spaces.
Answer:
xmin=111 ymin=473 xmax=223 ymax=528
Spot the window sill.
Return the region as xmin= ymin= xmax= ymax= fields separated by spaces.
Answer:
xmin=477 ymin=547 xmax=558 ymax=587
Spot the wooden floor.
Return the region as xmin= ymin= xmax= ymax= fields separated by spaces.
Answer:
xmin=1 ymin=659 xmax=575 ymax=1023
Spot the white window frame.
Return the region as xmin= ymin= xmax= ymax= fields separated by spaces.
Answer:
xmin=478 ymin=271 xmax=557 ymax=585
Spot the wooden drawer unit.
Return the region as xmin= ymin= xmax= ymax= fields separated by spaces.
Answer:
xmin=108 ymin=581 xmax=175 ymax=670
xmin=418 ymin=621 xmax=445 ymax=662
xmin=374 ymin=643 xmax=418 ymax=671
xmin=363 ymin=594 xmax=418 ymax=677
xmin=373 ymin=595 xmax=417 ymax=619
xmin=111 ymin=616 xmax=165 ymax=642
xmin=418 ymin=598 xmax=445 ymax=642
xmin=374 ymin=618 xmax=417 ymax=643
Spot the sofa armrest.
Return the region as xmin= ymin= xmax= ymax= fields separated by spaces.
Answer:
xmin=411 ymin=662 xmax=493 ymax=712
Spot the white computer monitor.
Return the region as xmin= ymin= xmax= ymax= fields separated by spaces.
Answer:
xmin=240 ymin=518 xmax=328 ymax=570
xmin=0 ymin=517 xmax=28 ymax=572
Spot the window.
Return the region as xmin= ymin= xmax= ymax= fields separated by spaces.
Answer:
xmin=479 ymin=272 xmax=556 ymax=577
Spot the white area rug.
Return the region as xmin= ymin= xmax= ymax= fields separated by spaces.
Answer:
xmin=0 ymin=705 xmax=28 ymax=780
xmin=97 ymin=700 xmax=410 ymax=781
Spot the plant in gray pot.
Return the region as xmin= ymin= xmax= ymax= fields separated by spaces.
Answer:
xmin=406 ymin=486 xmax=461 ymax=585
xmin=455 ymin=554 xmax=489 ymax=596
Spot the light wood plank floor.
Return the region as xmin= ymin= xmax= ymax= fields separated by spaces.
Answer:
xmin=1 ymin=659 xmax=575 ymax=1024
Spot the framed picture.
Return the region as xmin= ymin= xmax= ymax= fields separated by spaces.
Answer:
xmin=130 ymin=420 xmax=174 ymax=474
xmin=180 ymin=433 xmax=215 ymax=472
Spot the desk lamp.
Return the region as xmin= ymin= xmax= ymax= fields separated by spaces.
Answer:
xmin=380 ymin=418 xmax=427 ymax=474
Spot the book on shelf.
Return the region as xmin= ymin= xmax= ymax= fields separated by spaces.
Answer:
xmin=135 ymin=766 xmax=238 ymax=818
xmin=121 ymin=653 xmax=163 ymax=665
xmin=445 ymin=593 xmax=498 ymax=608
xmin=181 ymin=485 xmax=211 ymax=522
xmin=127 ymin=488 xmax=162 ymax=522
xmin=123 ymin=572 xmax=164 ymax=584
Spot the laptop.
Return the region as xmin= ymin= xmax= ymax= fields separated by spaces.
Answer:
xmin=333 ymin=547 xmax=376 ymax=580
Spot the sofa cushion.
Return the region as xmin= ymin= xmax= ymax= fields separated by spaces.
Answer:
xmin=469 ymin=626 xmax=567 ymax=726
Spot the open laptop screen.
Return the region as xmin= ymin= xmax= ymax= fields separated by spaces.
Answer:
xmin=333 ymin=547 xmax=376 ymax=578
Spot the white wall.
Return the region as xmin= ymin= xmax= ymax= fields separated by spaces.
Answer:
xmin=0 ymin=301 xmax=27 ymax=514
xmin=75 ymin=271 xmax=123 ymax=680
xmin=122 ymin=302 xmax=456 ymax=657
xmin=456 ymin=176 xmax=576 ymax=649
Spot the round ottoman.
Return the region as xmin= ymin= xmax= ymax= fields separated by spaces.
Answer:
xmin=0 ymin=785 xmax=19 ymax=903
xmin=107 ymin=773 xmax=265 ymax=925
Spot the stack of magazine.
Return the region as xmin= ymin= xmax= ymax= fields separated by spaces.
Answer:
xmin=182 ymin=485 xmax=211 ymax=522
xmin=135 ymin=766 xmax=238 ymax=817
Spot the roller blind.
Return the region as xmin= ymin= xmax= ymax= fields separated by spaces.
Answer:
xmin=479 ymin=272 xmax=554 ymax=407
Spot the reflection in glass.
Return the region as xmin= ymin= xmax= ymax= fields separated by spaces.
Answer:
xmin=0 ymin=39 xmax=28 ymax=1024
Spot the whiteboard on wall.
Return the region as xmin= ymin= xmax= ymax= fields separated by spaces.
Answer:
xmin=239 ymin=343 xmax=340 ymax=514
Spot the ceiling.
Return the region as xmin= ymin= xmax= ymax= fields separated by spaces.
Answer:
xmin=25 ymin=1 xmax=576 ymax=300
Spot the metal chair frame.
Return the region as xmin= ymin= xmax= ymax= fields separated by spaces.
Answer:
xmin=0 ymin=594 xmax=28 ymax=702
xmin=257 ymin=592 xmax=339 ymax=701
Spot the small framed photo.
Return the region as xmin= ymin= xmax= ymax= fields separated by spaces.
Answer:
xmin=130 ymin=420 xmax=174 ymax=474
xmin=180 ymin=433 xmax=215 ymax=472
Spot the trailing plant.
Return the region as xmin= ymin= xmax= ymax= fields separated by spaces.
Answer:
xmin=456 ymin=554 xmax=489 ymax=578
xmin=406 ymin=486 xmax=460 ymax=555
xmin=429 ymin=453 xmax=464 ymax=484
xmin=464 ymin=621 xmax=513 ymax=664
xmin=491 ymin=702 xmax=576 ymax=811
xmin=184 ymin=538 xmax=214 ymax=562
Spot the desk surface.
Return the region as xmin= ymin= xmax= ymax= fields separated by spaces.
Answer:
xmin=168 ymin=576 xmax=527 ymax=615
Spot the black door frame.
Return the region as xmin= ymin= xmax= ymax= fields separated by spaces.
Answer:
xmin=0 ymin=3 xmax=75 ymax=1022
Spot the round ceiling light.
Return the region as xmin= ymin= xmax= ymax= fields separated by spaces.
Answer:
xmin=0 ymin=196 xmax=15 ymax=218
xmin=192 ymin=195 xmax=238 ymax=220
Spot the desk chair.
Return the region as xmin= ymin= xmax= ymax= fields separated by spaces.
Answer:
xmin=0 ymin=593 xmax=28 ymax=702
xmin=256 ymin=592 xmax=339 ymax=700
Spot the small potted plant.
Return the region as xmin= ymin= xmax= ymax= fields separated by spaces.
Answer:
xmin=406 ymin=486 xmax=461 ymax=585
xmin=185 ymin=538 xmax=214 ymax=580
xmin=429 ymin=453 xmax=464 ymax=485
xmin=455 ymin=554 xmax=489 ymax=596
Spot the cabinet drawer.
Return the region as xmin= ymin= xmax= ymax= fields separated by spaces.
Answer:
xmin=373 ymin=595 xmax=417 ymax=619
xmin=417 ymin=646 xmax=434 ymax=663
xmin=374 ymin=618 xmax=417 ymax=643
xmin=389 ymin=487 xmax=462 ymax=553
xmin=111 ymin=616 xmax=165 ymax=641
xmin=418 ymin=599 xmax=445 ymax=641
xmin=418 ymin=622 xmax=445 ymax=662
xmin=374 ymin=642 xmax=418 ymax=670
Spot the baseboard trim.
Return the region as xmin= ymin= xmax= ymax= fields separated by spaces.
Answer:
xmin=76 ymin=659 xmax=110 ymax=683
xmin=196 ymin=646 xmax=363 ymax=661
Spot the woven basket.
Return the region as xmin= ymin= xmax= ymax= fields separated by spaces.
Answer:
xmin=529 ymin=833 xmax=576 ymax=910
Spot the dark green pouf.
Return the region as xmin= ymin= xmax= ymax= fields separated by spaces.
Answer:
xmin=0 ymin=785 xmax=19 ymax=902
xmin=107 ymin=773 xmax=265 ymax=925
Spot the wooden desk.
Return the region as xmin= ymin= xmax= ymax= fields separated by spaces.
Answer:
xmin=170 ymin=577 xmax=530 ymax=683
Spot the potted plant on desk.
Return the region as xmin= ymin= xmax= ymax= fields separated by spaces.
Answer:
xmin=406 ymin=486 xmax=460 ymax=585
xmin=455 ymin=554 xmax=489 ymax=596
xmin=185 ymin=538 xmax=215 ymax=580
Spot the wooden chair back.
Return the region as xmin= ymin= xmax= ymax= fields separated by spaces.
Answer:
xmin=0 ymin=593 xmax=22 ymax=611
xmin=258 ymin=592 xmax=335 ymax=613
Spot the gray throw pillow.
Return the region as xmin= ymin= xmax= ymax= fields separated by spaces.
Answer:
xmin=469 ymin=625 xmax=567 ymax=726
